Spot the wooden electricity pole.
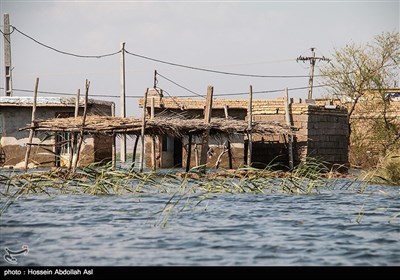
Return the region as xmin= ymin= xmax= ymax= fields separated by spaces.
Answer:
xmin=297 ymin=48 xmax=330 ymax=100
xmin=3 ymin=13 xmax=13 ymax=96
xmin=120 ymin=42 xmax=127 ymax=162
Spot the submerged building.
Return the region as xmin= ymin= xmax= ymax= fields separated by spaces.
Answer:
xmin=0 ymin=97 xmax=114 ymax=168
xmin=139 ymin=89 xmax=350 ymax=170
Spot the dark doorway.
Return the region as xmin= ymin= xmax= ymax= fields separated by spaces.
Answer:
xmin=173 ymin=138 xmax=182 ymax=167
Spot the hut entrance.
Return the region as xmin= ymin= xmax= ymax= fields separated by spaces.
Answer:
xmin=160 ymin=135 xmax=182 ymax=168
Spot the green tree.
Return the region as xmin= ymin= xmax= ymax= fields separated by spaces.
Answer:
xmin=321 ymin=31 xmax=400 ymax=168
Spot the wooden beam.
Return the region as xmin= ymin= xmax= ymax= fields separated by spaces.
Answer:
xmin=224 ymin=105 xmax=233 ymax=169
xmin=74 ymin=89 xmax=80 ymax=117
xmin=131 ymin=135 xmax=139 ymax=170
xmin=24 ymin=77 xmax=39 ymax=171
xmin=111 ymin=102 xmax=116 ymax=170
xmin=68 ymin=89 xmax=81 ymax=170
xmin=285 ymin=87 xmax=294 ymax=169
xmin=185 ymin=134 xmax=192 ymax=172
xmin=138 ymin=88 xmax=149 ymax=172
xmin=150 ymin=97 xmax=156 ymax=171
xmin=247 ymin=85 xmax=253 ymax=167
xmin=199 ymin=85 xmax=213 ymax=171
xmin=227 ymin=140 xmax=233 ymax=169
xmin=224 ymin=105 xmax=229 ymax=119
xmin=72 ymin=80 xmax=89 ymax=172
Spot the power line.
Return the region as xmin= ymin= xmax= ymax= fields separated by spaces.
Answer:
xmin=156 ymin=72 xmax=205 ymax=98
xmin=214 ymin=83 xmax=335 ymax=97
xmin=7 ymin=25 xmax=338 ymax=78
xmin=0 ymin=26 xmax=14 ymax=44
xmin=11 ymin=26 xmax=121 ymax=59
xmin=1 ymin=87 xmax=142 ymax=98
xmin=162 ymin=89 xmax=186 ymax=109
xmin=1 ymin=83 xmax=336 ymax=99
xmin=125 ymin=49 xmax=318 ymax=78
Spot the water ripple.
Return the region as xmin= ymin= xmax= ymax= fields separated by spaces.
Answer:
xmin=1 ymin=184 xmax=399 ymax=266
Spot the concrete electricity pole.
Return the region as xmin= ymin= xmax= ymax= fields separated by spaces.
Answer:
xmin=297 ymin=48 xmax=330 ymax=100
xmin=3 ymin=13 xmax=13 ymax=96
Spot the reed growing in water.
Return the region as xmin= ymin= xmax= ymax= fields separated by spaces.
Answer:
xmin=0 ymin=157 xmax=362 ymax=222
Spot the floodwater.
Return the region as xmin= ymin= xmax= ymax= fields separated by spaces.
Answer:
xmin=0 ymin=181 xmax=399 ymax=266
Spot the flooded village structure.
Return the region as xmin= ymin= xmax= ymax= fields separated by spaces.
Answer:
xmin=0 ymin=14 xmax=397 ymax=172
xmin=2 ymin=84 xmax=398 ymax=173
xmin=0 ymin=83 xmax=351 ymax=172
xmin=139 ymin=88 xmax=349 ymax=170
xmin=0 ymin=11 xmax=350 ymax=172
xmin=0 ymin=96 xmax=113 ymax=168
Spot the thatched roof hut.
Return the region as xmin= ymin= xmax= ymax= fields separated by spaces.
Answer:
xmin=23 ymin=115 xmax=295 ymax=137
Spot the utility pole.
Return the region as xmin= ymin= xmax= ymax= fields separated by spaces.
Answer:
xmin=120 ymin=42 xmax=126 ymax=163
xmin=3 ymin=13 xmax=13 ymax=96
xmin=297 ymin=48 xmax=330 ymax=100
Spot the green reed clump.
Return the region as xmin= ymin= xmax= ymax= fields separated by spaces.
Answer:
xmin=279 ymin=157 xmax=332 ymax=194
xmin=363 ymin=153 xmax=400 ymax=186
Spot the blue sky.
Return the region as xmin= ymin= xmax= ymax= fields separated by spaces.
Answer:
xmin=1 ymin=0 xmax=399 ymax=116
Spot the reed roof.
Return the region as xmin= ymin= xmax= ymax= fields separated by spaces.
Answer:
xmin=25 ymin=115 xmax=294 ymax=137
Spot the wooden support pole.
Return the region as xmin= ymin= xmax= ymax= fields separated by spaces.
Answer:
xmin=285 ymin=87 xmax=294 ymax=169
xmin=194 ymin=144 xmax=199 ymax=166
xmin=74 ymin=89 xmax=80 ymax=117
xmin=68 ymin=89 xmax=81 ymax=170
xmin=111 ymin=102 xmax=116 ymax=170
xmin=199 ymin=85 xmax=213 ymax=172
xmin=224 ymin=105 xmax=229 ymax=119
xmin=227 ymin=140 xmax=233 ymax=169
xmin=24 ymin=77 xmax=39 ymax=171
xmin=150 ymin=97 xmax=156 ymax=171
xmin=138 ymin=88 xmax=149 ymax=172
xmin=131 ymin=135 xmax=139 ymax=170
xmin=185 ymin=134 xmax=192 ymax=172
xmin=72 ymin=80 xmax=90 ymax=172
xmin=224 ymin=105 xmax=233 ymax=169
xmin=247 ymin=85 xmax=253 ymax=167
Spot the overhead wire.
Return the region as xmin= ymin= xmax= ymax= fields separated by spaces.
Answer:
xmin=1 ymin=25 xmax=358 ymax=100
xmin=156 ymin=72 xmax=205 ymax=98
xmin=10 ymin=26 xmax=121 ymax=59
xmin=1 ymin=83 xmax=337 ymax=99
xmin=1 ymin=87 xmax=142 ymax=98
xmin=5 ymin=25 xmax=343 ymax=78
xmin=162 ymin=89 xmax=186 ymax=109
xmin=3 ymin=25 xmax=367 ymax=81
xmin=125 ymin=49 xmax=318 ymax=78
xmin=0 ymin=27 xmax=14 ymax=44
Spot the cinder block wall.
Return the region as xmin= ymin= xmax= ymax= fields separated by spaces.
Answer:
xmin=306 ymin=106 xmax=349 ymax=166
